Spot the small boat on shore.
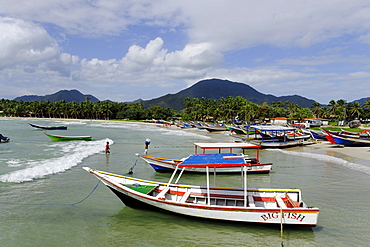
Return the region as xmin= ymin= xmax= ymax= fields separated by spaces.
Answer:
xmin=138 ymin=142 xmax=272 ymax=174
xmin=0 ymin=134 xmax=10 ymax=143
xmin=322 ymin=129 xmax=370 ymax=146
xmin=203 ymin=125 xmax=228 ymax=132
xmin=44 ymin=132 xmax=92 ymax=141
xmin=29 ymin=123 xmax=67 ymax=130
xmin=83 ymin=164 xmax=319 ymax=226
xmin=305 ymin=129 xmax=326 ymax=140
xmin=231 ymin=125 xmax=316 ymax=148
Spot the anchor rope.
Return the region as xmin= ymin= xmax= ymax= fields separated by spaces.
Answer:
xmin=0 ymin=180 xmax=101 ymax=206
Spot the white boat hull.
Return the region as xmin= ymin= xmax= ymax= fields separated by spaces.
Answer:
xmin=84 ymin=168 xmax=319 ymax=226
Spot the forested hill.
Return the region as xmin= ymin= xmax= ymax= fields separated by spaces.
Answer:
xmin=14 ymin=89 xmax=99 ymax=103
xmin=142 ymin=79 xmax=316 ymax=111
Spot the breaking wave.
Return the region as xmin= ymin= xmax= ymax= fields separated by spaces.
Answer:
xmin=0 ymin=138 xmax=113 ymax=183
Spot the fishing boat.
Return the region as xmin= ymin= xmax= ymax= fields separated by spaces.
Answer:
xmin=340 ymin=128 xmax=370 ymax=137
xmin=322 ymin=129 xmax=370 ymax=146
xmin=227 ymin=125 xmax=248 ymax=135
xmin=44 ymin=132 xmax=92 ymax=141
xmin=137 ymin=142 xmax=272 ymax=174
xmin=29 ymin=123 xmax=67 ymax=130
xmin=232 ymin=125 xmax=315 ymax=148
xmin=0 ymin=134 xmax=10 ymax=143
xmin=305 ymin=129 xmax=326 ymax=140
xmin=83 ymin=164 xmax=319 ymax=226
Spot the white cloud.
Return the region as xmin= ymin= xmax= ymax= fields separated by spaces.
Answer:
xmin=1 ymin=1 xmax=370 ymax=104
xmin=77 ymin=37 xmax=223 ymax=85
xmin=60 ymin=53 xmax=79 ymax=65
xmin=357 ymin=33 xmax=370 ymax=44
xmin=0 ymin=17 xmax=59 ymax=68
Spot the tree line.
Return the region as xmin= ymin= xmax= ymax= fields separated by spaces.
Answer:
xmin=0 ymin=98 xmax=177 ymax=121
xmin=183 ymin=97 xmax=370 ymax=123
xmin=1 ymin=96 xmax=370 ymax=124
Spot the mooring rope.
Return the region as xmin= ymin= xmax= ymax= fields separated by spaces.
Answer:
xmin=128 ymin=159 xmax=138 ymax=174
xmin=0 ymin=180 xmax=101 ymax=206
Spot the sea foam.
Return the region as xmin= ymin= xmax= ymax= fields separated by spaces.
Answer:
xmin=0 ymin=138 xmax=113 ymax=183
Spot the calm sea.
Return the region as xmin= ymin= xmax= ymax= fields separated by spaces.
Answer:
xmin=1 ymin=118 xmax=369 ymax=246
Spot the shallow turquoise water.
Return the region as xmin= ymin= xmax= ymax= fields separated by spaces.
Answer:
xmin=1 ymin=118 xmax=370 ymax=246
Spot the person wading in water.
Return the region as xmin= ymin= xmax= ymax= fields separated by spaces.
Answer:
xmin=144 ymin=139 xmax=150 ymax=154
xmin=105 ymin=141 xmax=110 ymax=154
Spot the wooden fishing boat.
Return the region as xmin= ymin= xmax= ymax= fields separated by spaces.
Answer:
xmin=137 ymin=142 xmax=272 ymax=174
xmin=83 ymin=164 xmax=319 ymax=226
xmin=306 ymin=129 xmax=326 ymax=140
xmin=231 ymin=125 xmax=316 ymax=148
xmin=44 ymin=132 xmax=92 ymax=141
xmin=29 ymin=123 xmax=67 ymax=130
xmin=203 ymin=125 xmax=228 ymax=132
xmin=340 ymin=128 xmax=370 ymax=137
xmin=322 ymin=129 xmax=370 ymax=146
xmin=227 ymin=125 xmax=247 ymax=135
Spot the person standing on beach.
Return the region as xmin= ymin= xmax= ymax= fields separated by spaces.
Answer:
xmin=105 ymin=141 xmax=110 ymax=154
xmin=144 ymin=139 xmax=150 ymax=154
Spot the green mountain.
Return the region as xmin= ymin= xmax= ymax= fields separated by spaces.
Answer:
xmin=14 ymin=89 xmax=99 ymax=103
xmin=142 ymin=78 xmax=316 ymax=111
xmin=354 ymin=97 xmax=370 ymax=105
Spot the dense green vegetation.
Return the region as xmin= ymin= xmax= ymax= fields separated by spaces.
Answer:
xmin=0 ymin=98 xmax=177 ymax=121
xmin=1 ymin=97 xmax=370 ymax=124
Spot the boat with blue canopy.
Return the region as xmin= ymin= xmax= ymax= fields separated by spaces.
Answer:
xmin=138 ymin=142 xmax=272 ymax=174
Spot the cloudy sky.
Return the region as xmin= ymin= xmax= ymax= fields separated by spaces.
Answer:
xmin=1 ymin=0 xmax=370 ymax=104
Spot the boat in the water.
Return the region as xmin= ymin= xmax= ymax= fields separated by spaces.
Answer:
xmin=0 ymin=134 xmax=10 ymax=143
xmin=137 ymin=142 xmax=272 ymax=174
xmin=44 ymin=132 xmax=92 ymax=141
xmin=83 ymin=164 xmax=319 ymax=226
xmin=29 ymin=123 xmax=67 ymax=130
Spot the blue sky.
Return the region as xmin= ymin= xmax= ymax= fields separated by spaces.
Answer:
xmin=1 ymin=0 xmax=370 ymax=104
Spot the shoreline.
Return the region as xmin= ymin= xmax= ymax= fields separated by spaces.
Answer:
xmin=3 ymin=116 xmax=370 ymax=164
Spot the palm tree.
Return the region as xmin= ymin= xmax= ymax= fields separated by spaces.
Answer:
xmin=347 ymin=102 xmax=362 ymax=120
xmin=311 ymin=102 xmax=321 ymax=118
xmin=327 ymin=100 xmax=337 ymax=120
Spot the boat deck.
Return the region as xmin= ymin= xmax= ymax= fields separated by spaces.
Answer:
xmin=142 ymin=185 xmax=303 ymax=209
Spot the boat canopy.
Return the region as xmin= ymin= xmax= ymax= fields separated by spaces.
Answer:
xmin=193 ymin=142 xmax=260 ymax=154
xmin=249 ymin=125 xmax=296 ymax=131
xmin=179 ymin=153 xmax=247 ymax=168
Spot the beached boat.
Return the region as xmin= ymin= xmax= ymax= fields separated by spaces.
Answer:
xmin=0 ymin=134 xmax=10 ymax=143
xmin=232 ymin=125 xmax=316 ymax=148
xmin=44 ymin=132 xmax=92 ymax=141
xmin=29 ymin=123 xmax=67 ymax=130
xmin=227 ymin=125 xmax=247 ymax=135
xmin=340 ymin=128 xmax=370 ymax=137
xmin=203 ymin=125 xmax=228 ymax=132
xmin=322 ymin=129 xmax=370 ymax=146
xmin=137 ymin=142 xmax=272 ymax=174
xmin=305 ymin=129 xmax=326 ymax=140
xmin=83 ymin=164 xmax=319 ymax=226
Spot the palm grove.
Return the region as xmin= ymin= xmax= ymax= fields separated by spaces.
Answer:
xmin=1 ymin=96 xmax=370 ymax=124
